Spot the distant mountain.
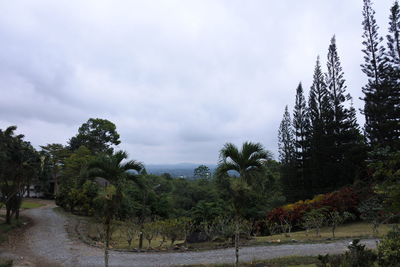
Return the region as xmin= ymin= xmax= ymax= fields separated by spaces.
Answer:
xmin=145 ymin=163 xmax=216 ymax=179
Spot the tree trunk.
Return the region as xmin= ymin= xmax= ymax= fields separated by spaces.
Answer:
xmin=27 ymin=184 xmax=31 ymax=198
xmin=53 ymin=174 xmax=59 ymax=196
xmin=6 ymin=206 xmax=11 ymax=224
xmin=235 ymin=216 xmax=239 ymax=267
xmin=104 ymin=217 xmax=111 ymax=267
xmin=139 ymin=226 xmax=144 ymax=250
xmin=15 ymin=208 xmax=19 ymax=221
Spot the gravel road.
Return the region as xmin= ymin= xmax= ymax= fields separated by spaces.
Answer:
xmin=1 ymin=203 xmax=379 ymax=267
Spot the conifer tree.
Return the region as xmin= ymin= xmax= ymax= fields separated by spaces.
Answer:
xmin=385 ymin=1 xmax=400 ymax=150
xmin=361 ymin=0 xmax=386 ymax=84
xmin=308 ymin=57 xmax=333 ymax=194
xmin=326 ymin=36 xmax=364 ymax=185
xmin=293 ymin=83 xmax=310 ymax=163
xmin=361 ymin=0 xmax=392 ymax=148
xmin=387 ymin=1 xmax=400 ymax=69
xmin=278 ymin=106 xmax=297 ymax=202
xmin=292 ymin=83 xmax=311 ymax=199
xmin=309 ymin=57 xmax=331 ymax=127
xmin=326 ymin=35 xmax=347 ymax=139
xmin=278 ymin=106 xmax=295 ymax=165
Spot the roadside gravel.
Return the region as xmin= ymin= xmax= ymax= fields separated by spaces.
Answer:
xmin=1 ymin=203 xmax=379 ymax=267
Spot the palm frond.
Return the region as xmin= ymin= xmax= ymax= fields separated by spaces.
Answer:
xmin=122 ymin=160 xmax=143 ymax=173
xmin=216 ymin=162 xmax=240 ymax=178
xmin=219 ymin=143 xmax=240 ymax=163
xmin=4 ymin=126 xmax=17 ymax=136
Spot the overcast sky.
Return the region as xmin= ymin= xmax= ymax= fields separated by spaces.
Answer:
xmin=0 ymin=0 xmax=393 ymax=164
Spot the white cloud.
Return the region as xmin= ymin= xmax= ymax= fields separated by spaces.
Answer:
xmin=0 ymin=0 xmax=393 ymax=163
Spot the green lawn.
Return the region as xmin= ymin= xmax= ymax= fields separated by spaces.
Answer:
xmin=80 ymin=219 xmax=395 ymax=251
xmin=254 ymin=222 xmax=393 ymax=244
xmin=0 ymin=199 xmax=44 ymax=210
xmin=181 ymin=256 xmax=319 ymax=267
xmin=20 ymin=200 xmax=44 ymax=209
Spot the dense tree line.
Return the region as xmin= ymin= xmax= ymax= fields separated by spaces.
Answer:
xmin=0 ymin=126 xmax=40 ymax=224
xmin=278 ymin=0 xmax=400 ymax=202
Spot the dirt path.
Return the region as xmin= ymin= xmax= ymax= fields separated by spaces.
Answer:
xmin=1 ymin=203 xmax=379 ymax=267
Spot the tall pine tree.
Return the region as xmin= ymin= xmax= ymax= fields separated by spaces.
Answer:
xmin=387 ymin=1 xmax=400 ymax=68
xmin=292 ymin=83 xmax=311 ymax=199
xmin=308 ymin=56 xmax=333 ymax=194
xmin=361 ymin=0 xmax=392 ymax=149
xmin=278 ymin=106 xmax=298 ymax=202
xmin=325 ymin=36 xmax=365 ymax=186
xmin=385 ymin=1 xmax=400 ymax=150
xmin=278 ymin=106 xmax=295 ymax=165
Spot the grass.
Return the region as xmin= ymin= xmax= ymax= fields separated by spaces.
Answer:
xmin=254 ymin=222 xmax=393 ymax=244
xmin=0 ymin=258 xmax=12 ymax=267
xmin=85 ymin=219 xmax=186 ymax=250
xmin=0 ymin=215 xmax=29 ymax=243
xmin=61 ymin=205 xmax=396 ymax=252
xmin=20 ymin=200 xmax=44 ymax=209
xmin=79 ymin=219 xmax=395 ymax=251
xmin=0 ymin=199 xmax=45 ymax=210
xmin=181 ymin=255 xmax=320 ymax=267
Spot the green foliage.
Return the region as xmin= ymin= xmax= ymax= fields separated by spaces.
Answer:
xmin=325 ymin=211 xmax=354 ymax=238
xmin=358 ymin=195 xmax=386 ymax=235
xmin=0 ymin=259 xmax=13 ymax=267
xmin=318 ymin=239 xmax=377 ymax=267
xmin=361 ymin=0 xmax=400 ymax=150
xmin=0 ymin=126 xmax=40 ymax=224
xmin=156 ymin=218 xmax=185 ymax=246
xmin=193 ymin=165 xmax=211 ymax=180
xmin=343 ymin=239 xmax=377 ymax=267
xmin=40 ymin=143 xmax=70 ymax=196
xmin=142 ymin=221 xmax=159 ymax=248
xmin=370 ymin=149 xmax=400 ymax=213
xmin=69 ymin=118 xmax=121 ymax=154
xmin=378 ymin=225 xmax=400 ymax=266
xmin=302 ymin=209 xmax=326 ymax=237
xmin=56 ymin=149 xmax=99 ymax=215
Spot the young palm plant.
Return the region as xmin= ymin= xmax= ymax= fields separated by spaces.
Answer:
xmin=216 ymin=142 xmax=271 ymax=267
xmin=88 ymin=150 xmax=143 ymax=267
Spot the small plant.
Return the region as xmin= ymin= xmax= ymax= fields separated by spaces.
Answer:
xmin=378 ymin=225 xmax=400 ymax=267
xmin=318 ymin=239 xmax=377 ymax=267
xmin=343 ymin=239 xmax=377 ymax=267
xmin=317 ymin=254 xmax=343 ymax=267
xmin=124 ymin=220 xmax=138 ymax=248
xmin=266 ymin=221 xmax=280 ymax=236
xmin=302 ymin=208 xmax=326 ymax=237
xmin=143 ymin=221 xmax=158 ymax=249
xmin=326 ymin=210 xmax=354 ymax=238
xmin=358 ymin=195 xmax=386 ymax=236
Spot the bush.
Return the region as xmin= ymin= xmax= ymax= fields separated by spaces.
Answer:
xmin=343 ymin=239 xmax=377 ymax=267
xmin=318 ymin=239 xmax=376 ymax=267
xmin=267 ymin=186 xmax=360 ymax=228
xmin=378 ymin=225 xmax=400 ymax=267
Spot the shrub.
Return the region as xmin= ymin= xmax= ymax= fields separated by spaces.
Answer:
xmin=302 ymin=208 xmax=326 ymax=237
xmin=343 ymin=239 xmax=377 ymax=267
xmin=317 ymin=239 xmax=377 ymax=267
xmin=378 ymin=225 xmax=400 ymax=267
xmin=267 ymin=186 xmax=361 ymax=229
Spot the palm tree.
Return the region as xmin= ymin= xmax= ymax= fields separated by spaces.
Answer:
xmin=216 ymin=142 xmax=271 ymax=267
xmin=88 ymin=150 xmax=143 ymax=267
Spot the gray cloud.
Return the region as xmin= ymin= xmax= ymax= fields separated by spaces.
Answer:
xmin=0 ymin=0 xmax=392 ymax=163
